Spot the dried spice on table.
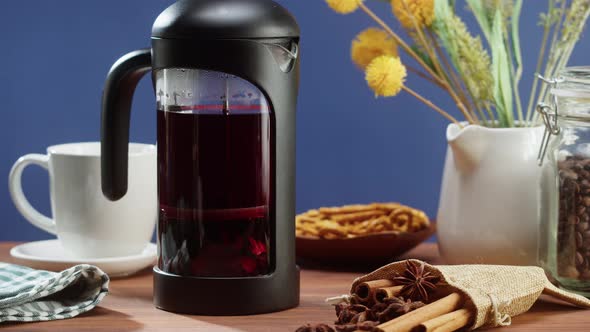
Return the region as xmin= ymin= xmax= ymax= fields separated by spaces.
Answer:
xmin=297 ymin=260 xmax=447 ymax=332
xmin=295 ymin=323 xmax=335 ymax=332
xmin=334 ymin=321 xmax=380 ymax=332
xmin=394 ymin=260 xmax=441 ymax=302
xmin=335 ymin=303 xmax=371 ymax=325
xmin=298 ymin=292 xmax=467 ymax=332
xmin=373 ymin=297 xmax=425 ymax=323
xmin=297 ymin=257 xmax=590 ymax=331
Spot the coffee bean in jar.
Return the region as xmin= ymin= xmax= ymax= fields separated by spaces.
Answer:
xmin=557 ymin=156 xmax=590 ymax=280
xmin=537 ymin=66 xmax=590 ymax=296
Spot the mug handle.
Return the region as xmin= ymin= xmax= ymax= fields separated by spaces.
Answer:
xmin=8 ymin=154 xmax=56 ymax=235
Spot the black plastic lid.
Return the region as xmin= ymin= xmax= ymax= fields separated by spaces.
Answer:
xmin=152 ymin=0 xmax=300 ymax=40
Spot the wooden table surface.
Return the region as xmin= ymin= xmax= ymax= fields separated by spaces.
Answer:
xmin=1 ymin=242 xmax=589 ymax=331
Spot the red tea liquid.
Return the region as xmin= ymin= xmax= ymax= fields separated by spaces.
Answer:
xmin=157 ymin=108 xmax=273 ymax=277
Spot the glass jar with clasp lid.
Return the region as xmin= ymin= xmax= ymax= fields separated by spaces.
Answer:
xmin=538 ymin=66 xmax=590 ymax=296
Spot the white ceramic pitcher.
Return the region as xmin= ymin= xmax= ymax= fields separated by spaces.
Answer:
xmin=437 ymin=123 xmax=545 ymax=265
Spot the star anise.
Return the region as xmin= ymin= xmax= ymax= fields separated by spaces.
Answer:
xmin=334 ymin=303 xmax=370 ymax=325
xmin=295 ymin=323 xmax=335 ymax=332
xmin=351 ymin=309 xmax=380 ymax=324
xmin=374 ymin=297 xmax=425 ymax=323
xmin=393 ymin=260 xmax=440 ymax=302
xmin=335 ymin=321 xmax=382 ymax=332
xmin=334 ymin=303 xmax=348 ymax=317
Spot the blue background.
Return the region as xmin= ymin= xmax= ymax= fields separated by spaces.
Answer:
xmin=1 ymin=0 xmax=589 ymax=241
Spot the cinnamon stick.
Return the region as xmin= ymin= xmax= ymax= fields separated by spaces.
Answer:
xmin=373 ymin=286 xmax=404 ymax=303
xmin=376 ymin=293 xmax=463 ymax=332
xmin=349 ymin=294 xmax=368 ymax=306
xmin=415 ymin=309 xmax=472 ymax=332
xmin=354 ymin=279 xmax=396 ymax=302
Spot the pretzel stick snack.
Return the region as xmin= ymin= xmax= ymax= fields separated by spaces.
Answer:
xmin=319 ymin=204 xmax=376 ymax=215
xmin=330 ymin=210 xmax=386 ymax=224
xmin=295 ymin=203 xmax=430 ymax=239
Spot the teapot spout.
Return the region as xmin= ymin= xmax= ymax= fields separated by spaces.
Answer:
xmin=447 ymin=123 xmax=486 ymax=173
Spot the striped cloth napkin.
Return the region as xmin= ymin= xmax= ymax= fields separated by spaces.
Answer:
xmin=0 ymin=263 xmax=109 ymax=323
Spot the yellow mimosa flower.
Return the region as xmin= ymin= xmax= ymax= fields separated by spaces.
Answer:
xmin=365 ymin=56 xmax=407 ymax=97
xmin=351 ymin=28 xmax=399 ymax=69
xmin=325 ymin=0 xmax=364 ymax=15
xmin=391 ymin=0 xmax=435 ymax=29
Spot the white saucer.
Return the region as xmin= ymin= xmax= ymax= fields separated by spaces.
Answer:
xmin=10 ymin=240 xmax=157 ymax=278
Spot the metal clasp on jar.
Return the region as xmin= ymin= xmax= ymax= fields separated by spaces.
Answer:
xmin=537 ymin=75 xmax=564 ymax=166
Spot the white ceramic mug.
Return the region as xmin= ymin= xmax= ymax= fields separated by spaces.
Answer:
xmin=9 ymin=142 xmax=157 ymax=258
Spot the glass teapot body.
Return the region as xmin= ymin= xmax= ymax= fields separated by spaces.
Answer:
xmin=156 ymin=69 xmax=273 ymax=277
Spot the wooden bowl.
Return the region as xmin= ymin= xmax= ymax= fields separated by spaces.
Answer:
xmin=296 ymin=223 xmax=436 ymax=266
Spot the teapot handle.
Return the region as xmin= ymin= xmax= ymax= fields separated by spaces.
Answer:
xmin=101 ymin=48 xmax=152 ymax=201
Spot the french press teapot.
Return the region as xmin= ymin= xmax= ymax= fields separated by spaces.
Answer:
xmin=100 ymin=0 xmax=300 ymax=314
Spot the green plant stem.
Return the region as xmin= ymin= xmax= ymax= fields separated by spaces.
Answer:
xmin=472 ymin=99 xmax=490 ymax=127
xmin=537 ymin=0 xmax=567 ymax=111
xmin=426 ymin=11 xmax=488 ymax=124
xmin=461 ymin=71 xmax=490 ymax=126
xmin=400 ymin=0 xmax=455 ymax=96
xmin=426 ymin=29 xmax=459 ymax=90
xmin=509 ymin=0 xmax=524 ymax=124
xmin=409 ymin=64 xmax=483 ymax=125
xmin=358 ymin=2 xmax=476 ymax=124
xmin=407 ymin=65 xmax=445 ymax=88
xmin=525 ymin=0 xmax=554 ymax=124
xmin=555 ymin=6 xmax=590 ymax=74
xmin=548 ymin=0 xmax=569 ymax=75
xmin=358 ymin=3 xmax=442 ymax=83
xmin=402 ymin=85 xmax=462 ymax=126
xmin=535 ymin=1 xmax=590 ymax=125
xmin=402 ymin=0 xmax=443 ymax=75
xmin=506 ymin=36 xmax=524 ymax=124
xmin=411 ymin=28 xmax=454 ymax=90
xmin=408 ymin=63 xmax=487 ymax=125
xmin=425 ymin=28 xmax=479 ymax=123
xmin=512 ymin=72 xmax=524 ymax=124
xmin=484 ymin=104 xmax=496 ymax=125
xmin=404 ymin=0 xmax=479 ymax=124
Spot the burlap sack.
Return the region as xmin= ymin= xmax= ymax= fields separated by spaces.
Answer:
xmin=350 ymin=259 xmax=590 ymax=330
